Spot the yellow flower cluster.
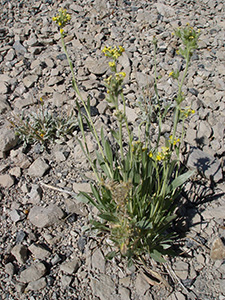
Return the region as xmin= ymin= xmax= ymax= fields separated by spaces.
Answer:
xmin=169 ymin=135 xmax=180 ymax=146
xmin=180 ymin=107 xmax=195 ymax=118
xmin=115 ymin=72 xmax=126 ymax=80
xmin=52 ymin=8 xmax=71 ymax=28
xmin=156 ymin=147 xmax=170 ymax=161
xmin=108 ymin=61 xmax=116 ymax=68
xmin=102 ymin=46 xmax=125 ymax=59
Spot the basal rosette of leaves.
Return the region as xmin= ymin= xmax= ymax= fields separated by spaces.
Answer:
xmin=52 ymin=11 xmax=199 ymax=265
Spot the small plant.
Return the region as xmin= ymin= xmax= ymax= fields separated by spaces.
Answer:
xmin=11 ymin=97 xmax=78 ymax=149
xmin=52 ymin=11 xmax=200 ymax=265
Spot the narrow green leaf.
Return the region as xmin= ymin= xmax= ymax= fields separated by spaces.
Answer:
xmin=170 ymin=170 xmax=195 ymax=191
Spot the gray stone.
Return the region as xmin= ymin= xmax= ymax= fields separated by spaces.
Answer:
xmin=136 ymin=72 xmax=154 ymax=88
xmin=91 ymin=248 xmax=105 ymax=273
xmin=187 ymin=147 xmax=223 ymax=182
xmin=9 ymin=209 xmax=25 ymax=223
xmin=155 ymin=3 xmax=175 ymax=17
xmin=19 ymin=263 xmax=46 ymax=283
xmin=60 ymin=257 xmax=80 ymax=274
xmin=0 ymin=95 xmax=10 ymax=113
xmin=26 ymin=277 xmax=46 ymax=291
xmin=0 ymin=174 xmax=14 ymax=188
xmin=11 ymin=244 xmax=28 ymax=264
xmin=173 ymin=261 xmax=189 ymax=280
xmin=13 ymin=41 xmax=27 ymax=55
xmin=119 ymin=104 xmax=138 ymax=123
xmin=196 ymin=121 xmax=212 ymax=144
xmin=220 ymin=279 xmax=225 ymax=295
xmin=85 ymin=57 xmax=108 ymax=75
xmin=91 ymin=274 xmax=117 ymax=300
xmin=135 ymin=272 xmax=150 ymax=297
xmin=28 ymin=243 xmax=51 ymax=259
xmin=47 ymin=76 xmax=64 ymax=86
xmin=0 ymin=127 xmax=18 ymax=156
xmin=23 ymin=75 xmax=38 ymax=88
xmin=73 ymin=182 xmax=92 ymax=194
xmin=5 ymin=262 xmax=15 ymax=276
xmin=118 ymin=285 xmax=131 ymax=300
xmin=210 ymin=238 xmax=225 ymax=260
xmin=26 ymin=184 xmax=42 ymax=204
xmin=28 ymin=204 xmax=64 ymax=228
xmin=0 ymin=82 xmax=8 ymax=94
xmin=27 ymin=157 xmax=50 ymax=177
xmin=9 ymin=166 xmax=21 ymax=178
xmin=61 ymin=275 xmax=72 ymax=288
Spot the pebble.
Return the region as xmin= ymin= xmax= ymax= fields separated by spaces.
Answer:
xmin=28 ymin=243 xmax=51 ymax=260
xmin=60 ymin=257 xmax=81 ymax=274
xmin=11 ymin=244 xmax=28 ymax=264
xmin=19 ymin=262 xmax=46 ymax=283
xmin=27 ymin=157 xmax=50 ymax=177
xmin=28 ymin=204 xmax=64 ymax=228
xmin=26 ymin=277 xmax=47 ymax=291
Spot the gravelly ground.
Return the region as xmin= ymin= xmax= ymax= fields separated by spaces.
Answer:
xmin=0 ymin=0 xmax=224 ymax=299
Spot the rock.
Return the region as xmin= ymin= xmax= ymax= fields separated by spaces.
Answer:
xmin=9 ymin=166 xmax=21 ymax=178
xmin=135 ymin=272 xmax=150 ymax=297
xmin=73 ymin=182 xmax=92 ymax=194
xmin=60 ymin=257 xmax=81 ymax=274
xmin=9 ymin=209 xmax=26 ymax=223
xmin=61 ymin=275 xmax=73 ymax=288
xmin=28 ymin=204 xmax=64 ymax=228
xmin=210 ymin=238 xmax=225 ymax=260
xmin=84 ymin=57 xmax=108 ymax=75
xmin=90 ymin=274 xmax=117 ymax=300
xmin=187 ymin=146 xmax=223 ymax=182
xmin=13 ymin=41 xmax=27 ymax=55
xmin=173 ymin=261 xmax=189 ymax=280
xmin=0 ymin=95 xmax=10 ymax=114
xmin=19 ymin=262 xmax=46 ymax=283
xmin=27 ymin=157 xmax=50 ymax=177
xmin=47 ymin=76 xmax=64 ymax=86
xmin=118 ymin=285 xmax=131 ymax=300
xmin=155 ymin=3 xmax=175 ymax=17
xmin=26 ymin=184 xmax=42 ymax=204
xmin=136 ymin=72 xmax=154 ymax=88
xmin=0 ymin=127 xmax=18 ymax=157
xmin=26 ymin=277 xmax=47 ymax=291
xmin=119 ymin=104 xmax=138 ymax=123
xmin=220 ymin=279 xmax=225 ymax=295
xmin=0 ymin=82 xmax=8 ymax=94
xmin=196 ymin=121 xmax=212 ymax=145
xmin=0 ymin=174 xmax=14 ymax=188
xmin=28 ymin=243 xmax=51 ymax=260
xmin=91 ymin=248 xmax=105 ymax=273
xmin=11 ymin=244 xmax=28 ymax=264
xmin=23 ymin=75 xmax=38 ymax=88
xmin=5 ymin=262 xmax=15 ymax=276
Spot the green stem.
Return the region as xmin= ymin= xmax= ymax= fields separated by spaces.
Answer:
xmin=61 ymin=34 xmax=113 ymax=180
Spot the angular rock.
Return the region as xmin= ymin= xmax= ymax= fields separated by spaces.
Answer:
xmin=9 ymin=209 xmax=25 ymax=223
xmin=60 ymin=257 xmax=80 ymax=274
xmin=155 ymin=3 xmax=175 ymax=17
xmin=26 ymin=277 xmax=46 ymax=291
xmin=23 ymin=75 xmax=38 ymax=88
xmin=13 ymin=41 xmax=27 ymax=55
xmin=0 ymin=174 xmax=14 ymax=188
xmin=61 ymin=275 xmax=72 ymax=288
xmin=11 ymin=244 xmax=28 ymax=264
xmin=28 ymin=243 xmax=51 ymax=259
xmin=5 ymin=262 xmax=15 ymax=276
xmin=26 ymin=184 xmax=42 ymax=204
xmin=19 ymin=262 xmax=46 ymax=283
xmin=91 ymin=274 xmax=117 ymax=300
xmin=28 ymin=204 xmax=64 ymax=228
xmin=0 ymin=95 xmax=10 ymax=114
xmin=187 ymin=147 xmax=223 ymax=182
xmin=85 ymin=57 xmax=108 ymax=75
xmin=210 ymin=238 xmax=225 ymax=260
xmin=136 ymin=72 xmax=154 ymax=88
xmin=173 ymin=261 xmax=189 ymax=280
xmin=0 ymin=127 xmax=18 ymax=156
xmin=27 ymin=157 xmax=50 ymax=177
xmin=91 ymin=248 xmax=105 ymax=273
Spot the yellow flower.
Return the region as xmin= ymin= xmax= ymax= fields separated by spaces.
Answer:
xmin=108 ymin=61 xmax=116 ymax=67
xmin=149 ymin=152 xmax=153 ymax=158
xmin=169 ymin=71 xmax=174 ymax=77
xmin=156 ymin=154 xmax=162 ymax=161
xmin=60 ymin=28 xmax=64 ymax=34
